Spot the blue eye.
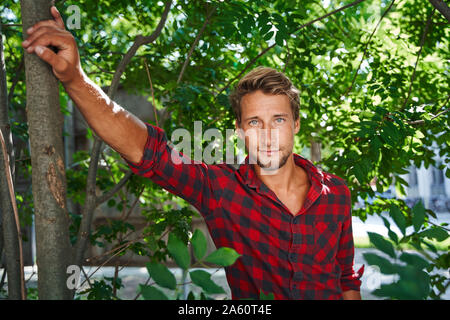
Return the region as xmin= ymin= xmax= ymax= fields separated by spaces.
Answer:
xmin=249 ymin=120 xmax=258 ymax=126
xmin=275 ymin=118 xmax=285 ymax=123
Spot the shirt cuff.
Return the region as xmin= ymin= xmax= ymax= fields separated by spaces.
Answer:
xmin=122 ymin=122 xmax=161 ymax=177
xmin=341 ymin=264 xmax=365 ymax=292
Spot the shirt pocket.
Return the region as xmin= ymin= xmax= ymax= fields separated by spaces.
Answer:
xmin=313 ymin=220 xmax=341 ymax=265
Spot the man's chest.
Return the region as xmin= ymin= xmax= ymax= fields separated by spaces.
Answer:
xmin=272 ymin=182 xmax=311 ymax=216
xmin=208 ymin=181 xmax=345 ymax=245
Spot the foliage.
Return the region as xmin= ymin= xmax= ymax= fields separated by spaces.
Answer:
xmin=80 ymin=229 xmax=241 ymax=300
xmin=0 ymin=0 xmax=448 ymax=299
xmin=362 ymin=200 xmax=449 ymax=299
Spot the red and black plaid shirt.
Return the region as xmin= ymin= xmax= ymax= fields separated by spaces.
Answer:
xmin=124 ymin=123 xmax=364 ymax=300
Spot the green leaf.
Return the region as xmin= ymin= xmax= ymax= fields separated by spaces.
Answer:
xmin=372 ymin=283 xmax=403 ymax=299
xmin=263 ymin=31 xmax=274 ymax=41
xmin=412 ymin=201 xmax=426 ymax=232
xmin=139 ymin=284 xmax=169 ymax=300
xmin=363 ymin=252 xmax=397 ymax=274
xmin=387 ymin=229 xmax=399 ymax=245
xmin=422 ymin=240 xmax=438 ymax=253
xmin=275 ymin=31 xmax=284 ymax=46
xmin=187 ymin=291 xmax=196 ymax=300
xmin=381 ymin=216 xmax=398 ymax=244
xmin=167 ymin=233 xmax=190 ymax=270
xmin=352 ymin=163 xmax=365 ymax=185
xmin=259 ymin=290 xmax=275 ymax=300
xmin=396 ymin=266 xmax=430 ymax=299
xmin=389 ymin=204 xmax=406 ymax=235
xmin=367 ymin=232 xmax=396 ymax=259
xmin=259 ymin=23 xmax=272 ymax=36
xmin=419 ymin=227 xmax=449 ymax=242
xmin=189 ymin=270 xmax=225 ymax=294
xmin=146 ymin=262 xmax=177 ymax=290
xmin=204 ymin=247 xmax=241 ymax=267
xmin=399 ymin=252 xmax=429 ymax=270
xmin=191 ymin=229 xmax=207 ymax=261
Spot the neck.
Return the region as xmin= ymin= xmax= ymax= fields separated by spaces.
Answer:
xmin=254 ymin=153 xmax=306 ymax=193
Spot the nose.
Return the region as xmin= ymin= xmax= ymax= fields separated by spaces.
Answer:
xmin=259 ymin=127 xmax=279 ymax=150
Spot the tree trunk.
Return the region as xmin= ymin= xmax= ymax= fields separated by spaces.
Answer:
xmin=21 ymin=0 xmax=72 ymax=300
xmin=0 ymin=22 xmax=25 ymax=300
xmin=310 ymin=139 xmax=322 ymax=163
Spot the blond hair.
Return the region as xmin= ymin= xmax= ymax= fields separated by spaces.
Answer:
xmin=229 ymin=66 xmax=300 ymax=124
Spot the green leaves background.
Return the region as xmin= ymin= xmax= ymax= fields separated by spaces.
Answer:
xmin=1 ymin=0 xmax=448 ymax=300
xmin=139 ymin=231 xmax=241 ymax=300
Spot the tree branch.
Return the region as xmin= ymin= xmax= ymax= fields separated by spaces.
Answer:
xmin=214 ymin=0 xmax=368 ymax=101
xmin=176 ymin=5 xmax=217 ymax=85
xmin=312 ymin=0 xmax=351 ymax=37
xmin=408 ymin=108 xmax=448 ymax=125
xmin=0 ymin=24 xmax=22 ymax=28
xmin=428 ymin=0 xmax=450 ymax=23
xmin=291 ymin=0 xmax=367 ymax=34
xmin=7 ymin=57 xmax=24 ymax=106
xmin=108 ymin=0 xmax=172 ymax=99
xmin=73 ymin=1 xmax=173 ymax=271
xmin=206 ymin=0 xmax=369 ymax=127
xmin=401 ymin=8 xmax=435 ymax=111
xmin=143 ymin=58 xmax=159 ymax=127
xmin=95 ymin=170 xmax=133 ymax=206
xmin=343 ymin=0 xmax=396 ymax=97
xmin=0 ymin=23 xmax=25 ymax=300
xmin=407 ymin=94 xmax=450 ymax=126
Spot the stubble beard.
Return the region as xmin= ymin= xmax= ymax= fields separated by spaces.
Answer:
xmin=256 ymin=149 xmax=291 ymax=171
xmin=246 ymin=145 xmax=291 ymax=172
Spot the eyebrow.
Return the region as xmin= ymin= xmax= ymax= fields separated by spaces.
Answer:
xmin=243 ymin=113 xmax=289 ymax=122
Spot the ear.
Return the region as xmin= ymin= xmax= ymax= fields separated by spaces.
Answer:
xmin=235 ymin=119 xmax=240 ymax=130
xmin=294 ymin=117 xmax=300 ymax=134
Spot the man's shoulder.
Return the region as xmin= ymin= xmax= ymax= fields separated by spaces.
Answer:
xmin=321 ymin=171 xmax=351 ymax=197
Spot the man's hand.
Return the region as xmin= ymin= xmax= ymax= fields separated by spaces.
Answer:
xmin=342 ymin=290 xmax=362 ymax=300
xmin=21 ymin=5 xmax=148 ymax=164
xmin=21 ymin=6 xmax=83 ymax=86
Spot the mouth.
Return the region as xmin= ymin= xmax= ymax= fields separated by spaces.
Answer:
xmin=258 ymin=150 xmax=279 ymax=156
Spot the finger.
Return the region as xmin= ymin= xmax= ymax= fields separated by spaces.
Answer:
xmin=34 ymin=45 xmax=68 ymax=74
xmin=24 ymin=33 xmax=70 ymax=54
xmin=51 ymin=6 xmax=65 ymax=29
xmin=26 ymin=20 xmax=61 ymax=35
xmin=23 ymin=26 xmax=57 ymax=48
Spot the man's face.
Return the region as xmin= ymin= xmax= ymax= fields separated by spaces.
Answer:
xmin=235 ymin=90 xmax=300 ymax=171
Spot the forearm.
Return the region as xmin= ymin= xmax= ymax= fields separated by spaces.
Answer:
xmin=21 ymin=6 xmax=148 ymax=164
xmin=63 ymin=72 xmax=148 ymax=163
xmin=342 ymin=290 xmax=361 ymax=300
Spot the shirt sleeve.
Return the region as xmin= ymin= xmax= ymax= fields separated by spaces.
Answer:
xmin=336 ymin=185 xmax=364 ymax=292
xmin=123 ymin=122 xmax=216 ymax=215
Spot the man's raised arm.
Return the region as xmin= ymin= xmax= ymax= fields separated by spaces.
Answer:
xmin=21 ymin=6 xmax=148 ymax=164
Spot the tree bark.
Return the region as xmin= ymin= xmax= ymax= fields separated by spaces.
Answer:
xmin=21 ymin=0 xmax=72 ymax=300
xmin=428 ymin=0 xmax=450 ymax=22
xmin=310 ymin=139 xmax=322 ymax=163
xmin=0 ymin=22 xmax=25 ymax=300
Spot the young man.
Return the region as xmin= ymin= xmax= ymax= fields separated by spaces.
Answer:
xmin=22 ymin=6 xmax=363 ymax=300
